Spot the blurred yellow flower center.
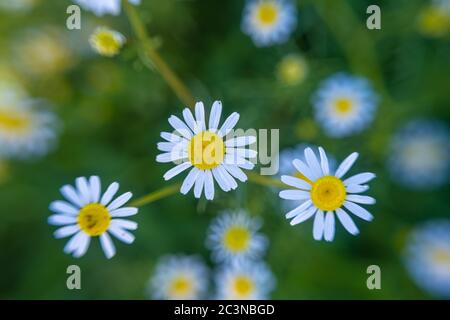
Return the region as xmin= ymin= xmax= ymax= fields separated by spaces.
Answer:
xmin=257 ymin=2 xmax=279 ymax=25
xmin=418 ymin=6 xmax=450 ymax=38
xmin=278 ymin=56 xmax=307 ymax=85
xmin=169 ymin=276 xmax=192 ymax=298
xmin=77 ymin=204 xmax=111 ymax=236
xmin=294 ymin=171 xmax=313 ymax=185
xmin=90 ymin=30 xmax=124 ymax=57
xmin=188 ymin=131 xmax=225 ymax=170
xmin=233 ymin=276 xmax=254 ymax=297
xmin=334 ymin=98 xmax=353 ymax=115
xmin=0 ymin=111 xmax=31 ymax=133
xmin=311 ymin=176 xmax=346 ymax=211
xmin=223 ymin=226 xmax=250 ymax=252
xmin=431 ymin=248 xmax=450 ymax=267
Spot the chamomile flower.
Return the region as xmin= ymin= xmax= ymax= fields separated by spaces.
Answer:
xmin=149 ymin=255 xmax=208 ymax=300
xmin=89 ymin=27 xmax=126 ymax=57
xmin=241 ymin=0 xmax=297 ymax=47
xmin=215 ymin=261 xmax=275 ymax=300
xmin=74 ymin=0 xmax=140 ymax=16
xmin=206 ymin=210 xmax=268 ymax=264
xmin=312 ymin=73 xmax=378 ymax=138
xmin=276 ymin=54 xmax=308 ymax=86
xmin=48 ymin=176 xmax=138 ymax=259
xmin=404 ymin=220 xmax=450 ymax=298
xmin=279 ymin=147 xmax=376 ymax=241
xmin=387 ymin=119 xmax=450 ymax=189
xmin=156 ymin=101 xmax=257 ymax=201
xmin=0 ymin=100 xmax=58 ymax=159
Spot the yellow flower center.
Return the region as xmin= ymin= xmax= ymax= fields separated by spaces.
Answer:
xmin=311 ymin=176 xmax=346 ymax=211
xmin=188 ymin=131 xmax=225 ymax=170
xmin=169 ymin=276 xmax=192 ymax=298
xmin=0 ymin=110 xmax=31 ymax=133
xmin=223 ymin=226 xmax=250 ymax=253
xmin=418 ymin=6 xmax=450 ymax=37
xmin=77 ymin=203 xmax=111 ymax=236
xmin=278 ymin=56 xmax=307 ymax=85
xmin=431 ymin=248 xmax=450 ymax=267
xmin=233 ymin=276 xmax=254 ymax=298
xmin=334 ymin=98 xmax=353 ymax=115
xmin=257 ymin=2 xmax=279 ymax=26
xmin=91 ymin=30 xmax=123 ymax=57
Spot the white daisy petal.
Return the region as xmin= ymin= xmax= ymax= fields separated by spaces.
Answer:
xmin=217 ymin=165 xmax=238 ymax=190
xmin=225 ymin=136 xmax=256 ymax=147
xmin=223 ymin=164 xmax=247 ymax=182
xmin=75 ymin=177 xmax=91 ymax=205
xmin=180 ymin=167 xmax=201 ymax=194
xmin=156 ymin=152 xmax=187 ymax=163
xmin=73 ymin=233 xmax=91 ymax=258
xmin=336 ymin=208 xmax=359 ymax=235
xmin=168 ymin=115 xmax=193 ymax=139
xmin=160 ymin=131 xmax=183 ymax=143
xmin=100 ymin=233 xmax=116 ymax=259
xmin=163 ymin=162 xmax=192 ymax=181
xmin=183 ymin=108 xmax=198 ymax=134
xmin=107 ymin=192 xmax=133 ymax=211
xmin=195 ymin=102 xmax=206 ymax=131
xmin=292 ymin=159 xmax=316 ymax=181
xmin=64 ymin=231 xmax=85 ymax=255
xmin=100 ymin=182 xmax=119 ymax=206
xmin=227 ymin=147 xmax=258 ymax=159
xmin=279 ymin=189 xmax=310 ymax=200
xmin=110 ymin=207 xmax=138 ymax=217
xmin=212 ymin=167 xmax=231 ymax=192
xmin=224 ymin=154 xmax=255 ymax=170
xmin=48 ymin=214 xmax=77 ymax=226
xmin=343 ymin=201 xmax=374 ymax=221
xmin=49 ymin=200 xmax=79 ymax=215
xmin=313 ymin=210 xmax=325 ymax=240
xmin=290 ymin=207 xmax=317 ymax=226
xmin=219 ymin=112 xmax=240 ymax=137
xmin=346 ymin=184 xmax=369 ymax=193
xmin=304 ymin=147 xmax=323 ymax=178
xmin=209 ymin=100 xmax=222 ymax=130
xmin=204 ymin=170 xmax=215 ymax=200
xmin=324 ymin=212 xmax=335 ymax=242
xmin=54 ymin=225 xmax=80 ymax=239
xmin=60 ymin=185 xmax=83 ymax=208
xmin=346 ymin=194 xmax=376 ymax=205
xmin=194 ymin=171 xmax=206 ymax=198
xmin=157 ymin=142 xmax=176 ymax=152
xmin=335 ymin=152 xmax=359 ymax=178
xmin=281 ymin=175 xmax=311 ymax=190
xmin=344 ymin=172 xmax=376 ymax=186
xmin=109 ymin=225 xmax=135 ymax=244
xmin=285 ymin=200 xmax=312 ymax=219
xmin=110 ymin=219 xmax=138 ymax=230
xmin=89 ymin=176 xmax=101 ymax=203
xmin=318 ymin=147 xmax=330 ymax=176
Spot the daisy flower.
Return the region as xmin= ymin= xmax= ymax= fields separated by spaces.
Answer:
xmin=241 ymin=0 xmax=297 ymax=47
xmin=312 ymin=73 xmax=378 ymax=137
xmin=89 ymin=27 xmax=126 ymax=57
xmin=276 ymin=54 xmax=308 ymax=86
xmin=206 ymin=210 xmax=268 ymax=264
xmin=0 ymin=100 xmax=58 ymax=159
xmin=215 ymin=261 xmax=275 ymax=300
xmin=48 ymin=176 xmax=138 ymax=259
xmin=279 ymin=147 xmax=376 ymax=241
xmin=387 ymin=119 xmax=450 ymax=189
xmin=156 ymin=101 xmax=257 ymax=201
xmin=404 ymin=220 xmax=450 ymax=298
xmin=149 ymin=255 xmax=208 ymax=300
xmin=74 ymin=0 xmax=140 ymax=16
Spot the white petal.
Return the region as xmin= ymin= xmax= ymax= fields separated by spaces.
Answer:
xmin=204 ymin=170 xmax=215 ymax=200
xmin=212 ymin=167 xmax=231 ymax=192
xmin=89 ymin=176 xmax=101 ymax=203
xmin=110 ymin=207 xmax=138 ymax=217
xmin=225 ymin=136 xmax=256 ymax=147
xmin=346 ymin=195 xmax=376 ymax=205
xmin=223 ymin=164 xmax=247 ymax=182
xmin=107 ymin=192 xmax=133 ymax=211
xmin=180 ymin=167 xmax=200 ymax=194
xmin=219 ymin=112 xmax=240 ymax=137
xmin=346 ymin=184 xmax=369 ymax=193
xmin=156 ymin=152 xmax=187 ymax=163
xmin=76 ymin=177 xmax=91 ymax=205
xmin=54 ymin=225 xmax=80 ymax=239
xmin=343 ymin=201 xmax=374 ymax=221
xmin=313 ymin=210 xmax=325 ymax=240
xmin=49 ymin=200 xmax=79 ymax=215
xmin=168 ymin=115 xmax=192 ymax=139
xmin=64 ymin=231 xmax=85 ymax=255
xmin=48 ymin=214 xmax=77 ymax=226
xmin=290 ymin=207 xmax=317 ymax=226
xmin=163 ymin=162 xmax=192 ymax=180
xmin=110 ymin=219 xmax=138 ymax=230
xmin=224 ymin=154 xmax=255 ymax=170
xmin=318 ymin=147 xmax=330 ymax=176
xmin=217 ymin=165 xmax=238 ymax=190
xmin=73 ymin=234 xmax=91 ymax=258
xmin=324 ymin=212 xmax=335 ymax=242
xmin=304 ymin=147 xmax=323 ymax=179
xmin=281 ymin=175 xmax=311 ymax=190
xmin=285 ymin=200 xmax=312 ymax=219
xmin=344 ymin=173 xmax=376 ymax=186
xmin=208 ymin=100 xmax=222 ymax=130
xmin=227 ymin=148 xmax=257 ymax=159
xmin=157 ymin=142 xmax=176 ymax=152
xmin=335 ymin=152 xmax=359 ymax=178
xmin=279 ymin=189 xmax=310 ymax=201
xmin=100 ymin=182 xmax=119 ymax=206
xmin=183 ymin=108 xmax=199 ymax=133
xmin=100 ymin=233 xmax=116 ymax=259
xmin=60 ymin=185 xmax=83 ymax=208
xmin=292 ymin=159 xmax=316 ymax=182
xmin=336 ymin=208 xmax=359 ymax=235
xmin=160 ymin=131 xmax=183 ymax=143
xmin=108 ymin=225 xmax=135 ymax=244
xmin=194 ymin=171 xmax=205 ymax=198
xmin=195 ymin=102 xmax=206 ymax=131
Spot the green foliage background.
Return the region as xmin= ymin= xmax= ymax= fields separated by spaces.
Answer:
xmin=0 ymin=0 xmax=449 ymax=299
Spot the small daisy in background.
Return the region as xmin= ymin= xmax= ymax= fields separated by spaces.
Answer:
xmin=241 ymin=0 xmax=297 ymax=47
xmin=312 ymin=73 xmax=378 ymax=138
xmin=149 ymin=255 xmax=209 ymax=300
xmin=276 ymin=54 xmax=308 ymax=86
xmin=74 ymin=0 xmax=140 ymax=16
xmin=215 ymin=261 xmax=275 ymax=300
xmin=206 ymin=210 xmax=268 ymax=264
xmin=48 ymin=176 xmax=138 ymax=259
xmin=279 ymin=147 xmax=376 ymax=241
xmin=387 ymin=119 xmax=450 ymax=189
xmin=89 ymin=27 xmax=126 ymax=57
xmin=404 ymin=220 xmax=450 ymax=298
xmin=417 ymin=0 xmax=450 ymax=38
xmin=156 ymin=101 xmax=257 ymax=201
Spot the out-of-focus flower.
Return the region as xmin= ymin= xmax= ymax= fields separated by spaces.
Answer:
xmin=279 ymin=147 xmax=376 ymax=241
xmin=13 ymin=28 xmax=74 ymax=77
xmin=0 ymin=65 xmax=27 ymax=105
xmin=149 ymin=255 xmax=208 ymax=300
xmin=206 ymin=210 xmax=267 ymax=264
xmin=89 ymin=27 xmax=126 ymax=57
xmin=0 ymin=0 xmax=39 ymax=12
xmin=48 ymin=176 xmax=138 ymax=259
xmin=404 ymin=220 xmax=450 ymax=298
xmin=387 ymin=119 xmax=450 ymax=189
xmin=241 ymin=0 xmax=297 ymax=47
xmin=215 ymin=261 xmax=275 ymax=300
xmin=156 ymin=101 xmax=257 ymax=201
xmin=0 ymin=100 xmax=58 ymax=159
xmin=417 ymin=1 xmax=450 ymax=38
xmin=312 ymin=73 xmax=378 ymax=138
xmin=276 ymin=54 xmax=308 ymax=86
xmin=74 ymin=0 xmax=140 ymax=16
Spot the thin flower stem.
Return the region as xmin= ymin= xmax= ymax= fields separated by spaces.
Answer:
xmin=123 ymin=0 xmax=196 ymax=108
xmin=131 ymin=183 xmax=181 ymax=207
xmin=247 ymin=172 xmax=286 ymax=188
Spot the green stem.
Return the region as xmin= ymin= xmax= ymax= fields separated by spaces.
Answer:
xmin=247 ymin=172 xmax=286 ymax=188
xmin=131 ymin=183 xmax=181 ymax=207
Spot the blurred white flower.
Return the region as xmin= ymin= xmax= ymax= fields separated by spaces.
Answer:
xmin=404 ymin=220 xmax=450 ymax=298
xmin=279 ymin=147 xmax=376 ymax=241
xmin=241 ymin=0 xmax=297 ymax=47
xmin=74 ymin=0 xmax=140 ymax=16
xmin=48 ymin=176 xmax=138 ymax=259
xmin=387 ymin=119 xmax=450 ymax=189
xmin=156 ymin=101 xmax=257 ymax=201
xmin=206 ymin=210 xmax=268 ymax=264
xmin=89 ymin=27 xmax=126 ymax=57
xmin=215 ymin=261 xmax=275 ymax=300
xmin=149 ymin=255 xmax=209 ymax=300
xmin=312 ymin=73 xmax=378 ymax=137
